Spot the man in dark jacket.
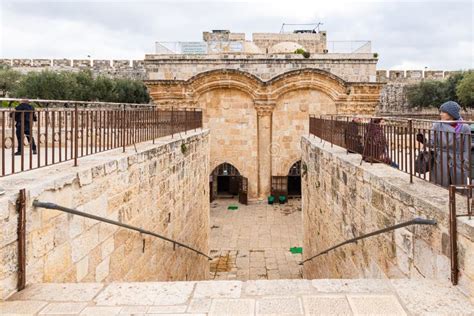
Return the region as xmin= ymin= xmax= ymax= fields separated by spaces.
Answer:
xmin=13 ymin=99 xmax=37 ymax=155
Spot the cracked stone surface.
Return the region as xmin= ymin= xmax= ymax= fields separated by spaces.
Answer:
xmin=2 ymin=279 xmax=472 ymax=315
xmin=209 ymin=198 xmax=303 ymax=281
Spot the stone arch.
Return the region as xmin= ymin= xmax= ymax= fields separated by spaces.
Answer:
xmin=209 ymin=161 xmax=243 ymax=201
xmin=187 ymin=69 xmax=263 ymax=101
xmin=210 ymin=159 xmax=244 ymax=178
xmin=284 ymin=158 xmax=302 ymax=177
xmin=267 ymin=68 xmax=349 ymax=101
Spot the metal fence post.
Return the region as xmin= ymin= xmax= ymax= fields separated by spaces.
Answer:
xmin=408 ymin=119 xmax=413 ymax=183
xmin=17 ymin=189 xmax=26 ymax=291
xmin=74 ymin=104 xmax=79 ymax=167
xmin=122 ymin=105 xmax=126 ymax=153
xmin=449 ymin=185 xmax=458 ymax=285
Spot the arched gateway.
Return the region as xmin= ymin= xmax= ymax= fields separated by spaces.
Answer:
xmin=210 ymin=162 xmax=248 ymax=204
xmin=146 ymin=68 xmax=382 ymax=200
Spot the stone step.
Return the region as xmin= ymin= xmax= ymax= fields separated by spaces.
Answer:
xmin=1 ymin=279 xmax=473 ymax=315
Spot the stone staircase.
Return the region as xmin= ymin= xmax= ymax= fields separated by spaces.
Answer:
xmin=1 ymin=279 xmax=473 ymax=315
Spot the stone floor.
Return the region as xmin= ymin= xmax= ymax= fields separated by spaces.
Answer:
xmin=209 ymin=198 xmax=303 ymax=280
xmin=2 ymin=279 xmax=473 ymax=315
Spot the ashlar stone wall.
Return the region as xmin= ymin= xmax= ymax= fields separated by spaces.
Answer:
xmin=0 ymin=130 xmax=210 ymax=300
xmin=301 ymin=135 xmax=474 ymax=299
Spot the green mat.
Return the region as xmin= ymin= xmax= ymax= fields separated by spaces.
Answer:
xmin=228 ymin=205 xmax=239 ymax=210
xmin=290 ymin=247 xmax=303 ymax=254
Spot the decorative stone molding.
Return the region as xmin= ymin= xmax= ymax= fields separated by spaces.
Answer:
xmin=255 ymin=105 xmax=274 ymax=116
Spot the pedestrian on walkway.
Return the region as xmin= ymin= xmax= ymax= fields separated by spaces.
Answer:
xmin=12 ymin=99 xmax=37 ymax=155
xmin=416 ymin=101 xmax=471 ymax=187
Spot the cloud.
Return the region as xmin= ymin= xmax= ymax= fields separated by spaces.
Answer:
xmin=0 ymin=0 xmax=472 ymax=69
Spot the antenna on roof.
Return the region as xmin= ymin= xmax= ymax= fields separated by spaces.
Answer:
xmin=280 ymin=22 xmax=324 ymax=34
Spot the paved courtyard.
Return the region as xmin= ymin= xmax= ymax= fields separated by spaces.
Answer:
xmin=209 ymin=198 xmax=303 ymax=280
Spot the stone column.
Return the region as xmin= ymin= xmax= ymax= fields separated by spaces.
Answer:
xmin=256 ymin=104 xmax=274 ymax=199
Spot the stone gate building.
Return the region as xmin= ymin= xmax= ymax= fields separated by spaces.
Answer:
xmin=146 ymin=30 xmax=383 ymax=200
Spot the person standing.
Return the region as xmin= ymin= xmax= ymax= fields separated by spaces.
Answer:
xmin=416 ymin=101 xmax=471 ymax=187
xmin=13 ymin=99 xmax=37 ymax=155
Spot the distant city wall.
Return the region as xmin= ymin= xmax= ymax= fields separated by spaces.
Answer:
xmin=377 ymin=69 xmax=466 ymax=112
xmin=0 ymin=58 xmax=146 ymax=80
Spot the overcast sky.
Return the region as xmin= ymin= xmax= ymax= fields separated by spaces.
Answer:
xmin=0 ymin=0 xmax=472 ymax=70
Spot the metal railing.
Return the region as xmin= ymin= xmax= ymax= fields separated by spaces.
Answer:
xmin=0 ymin=100 xmax=202 ymax=177
xmin=33 ymin=200 xmax=212 ymax=260
xmin=155 ymin=40 xmax=371 ymax=55
xmin=300 ymin=218 xmax=437 ymax=265
xmin=309 ymin=115 xmax=474 ymax=189
xmin=448 ymin=185 xmax=473 ymax=285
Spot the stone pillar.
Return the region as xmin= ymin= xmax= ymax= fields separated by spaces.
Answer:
xmin=256 ymin=104 xmax=274 ymax=199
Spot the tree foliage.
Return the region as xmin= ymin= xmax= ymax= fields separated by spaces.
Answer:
xmin=0 ymin=65 xmax=21 ymax=97
xmin=456 ymin=71 xmax=474 ymax=108
xmin=406 ymin=71 xmax=472 ymax=108
xmin=8 ymin=70 xmax=150 ymax=103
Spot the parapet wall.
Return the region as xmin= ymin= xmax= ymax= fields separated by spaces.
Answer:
xmin=0 ymin=130 xmax=210 ymax=300
xmin=0 ymin=58 xmax=146 ymax=80
xmin=301 ymin=135 xmax=473 ymax=299
xmin=376 ymin=69 xmax=458 ymax=83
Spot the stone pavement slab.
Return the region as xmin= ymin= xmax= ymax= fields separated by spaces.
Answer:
xmin=94 ymin=282 xmax=195 ymax=306
xmin=9 ymin=283 xmax=104 ymax=302
xmin=302 ymin=295 xmax=353 ymax=315
xmin=209 ymin=298 xmax=255 ymax=315
xmin=347 ymin=294 xmax=407 ymax=315
xmin=256 ymin=296 xmax=303 ymax=315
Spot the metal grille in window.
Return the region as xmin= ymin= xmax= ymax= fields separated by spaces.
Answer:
xmin=214 ymin=163 xmax=240 ymax=176
xmin=288 ymin=161 xmax=301 ymax=176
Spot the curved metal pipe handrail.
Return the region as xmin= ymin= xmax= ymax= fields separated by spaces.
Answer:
xmin=33 ymin=200 xmax=212 ymax=260
xmin=299 ymin=218 xmax=437 ymax=265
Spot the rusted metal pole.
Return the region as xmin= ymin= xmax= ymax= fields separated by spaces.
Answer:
xmin=17 ymin=188 xmax=26 ymax=291
xmin=449 ymin=185 xmax=458 ymax=285
xmin=122 ymin=106 xmax=126 ymax=153
xmin=408 ymin=119 xmax=413 ymax=184
xmin=74 ymin=105 xmax=78 ymax=166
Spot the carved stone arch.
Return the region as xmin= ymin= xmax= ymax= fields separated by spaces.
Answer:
xmin=267 ymin=68 xmax=349 ymax=101
xmin=210 ymin=159 xmax=244 ymax=178
xmin=187 ymin=69 xmax=263 ymax=101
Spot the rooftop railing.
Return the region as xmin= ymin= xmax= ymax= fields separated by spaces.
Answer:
xmin=155 ymin=40 xmax=371 ymax=54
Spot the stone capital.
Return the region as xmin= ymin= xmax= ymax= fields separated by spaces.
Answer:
xmin=254 ymin=103 xmax=275 ymax=116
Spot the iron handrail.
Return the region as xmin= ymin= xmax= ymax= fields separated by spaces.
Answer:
xmin=299 ymin=218 xmax=437 ymax=265
xmin=33 ymin=201 xmax=212 ymax=260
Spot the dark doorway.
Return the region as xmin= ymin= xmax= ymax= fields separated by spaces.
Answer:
xmin=210 ymin=163 xmax=241 ymax=201
xmin=287 ymin=161 xmax=301 ymax=197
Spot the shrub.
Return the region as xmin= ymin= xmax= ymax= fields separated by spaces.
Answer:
xmin=294 ymin=48 xmax=305 ymax=54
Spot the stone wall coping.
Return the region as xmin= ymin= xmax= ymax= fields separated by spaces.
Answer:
xmin=303 ymin=135 xmax=474 ymax=240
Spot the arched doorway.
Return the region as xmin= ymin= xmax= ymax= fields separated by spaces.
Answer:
xmin=287 ymin=160 xmax=301 ymax=197
xmin=210 ymin=163 xmax=246 ymax=202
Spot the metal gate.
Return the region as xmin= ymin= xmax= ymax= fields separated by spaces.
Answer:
xmin=239 ymin=177 xmax=248 ymax=205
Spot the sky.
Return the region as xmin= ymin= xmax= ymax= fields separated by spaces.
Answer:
xmin=0 ymin=0 xmax=473 ymax=70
